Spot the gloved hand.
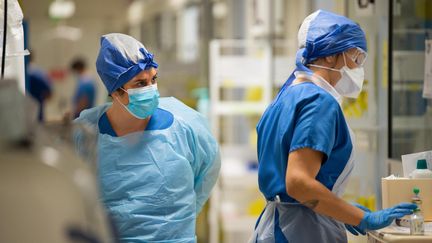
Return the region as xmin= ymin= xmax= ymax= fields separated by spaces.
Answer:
xmin=345 ymin=203 xmax=371 ymax=236
xmin=357 ymin=203 xmax=417 ymax=232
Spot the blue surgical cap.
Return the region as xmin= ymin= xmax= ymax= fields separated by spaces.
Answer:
xmin=282 ymin=10 xmax=367 ymax=88
xmin=96 ymin=33 xmax=159 ymax=94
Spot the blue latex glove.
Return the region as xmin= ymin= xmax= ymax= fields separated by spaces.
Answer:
xmin=345 ymin=203 xmax=371 ymax=236
xmin=357 ymin=203 xmax=417 ymax=231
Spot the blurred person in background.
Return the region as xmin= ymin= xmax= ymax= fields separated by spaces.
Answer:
xmin=70 ymin=57 xmax=97 ymax=119
xmin=74 ymin=33 xmax=220 ymax=242
xmin=26 ymin=51 xmax=52 ymax=122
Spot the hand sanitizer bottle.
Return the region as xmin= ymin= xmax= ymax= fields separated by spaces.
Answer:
xmin=410 ymin=209 xmax=424 ymax=235
xmin=410 ymin=159 xmax=432 ymax=178
xmin=410 ymin=188 xmax=424 ymax=235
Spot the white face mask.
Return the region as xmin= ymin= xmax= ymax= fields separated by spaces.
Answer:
xmin=335 ymin=65 xmax=364 ymax=98
xmin=309 ymin=52 xmax=365 ymax=98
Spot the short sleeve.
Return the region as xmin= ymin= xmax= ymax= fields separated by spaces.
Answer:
xmin=288 ymin=93 xmax=339 ymax=161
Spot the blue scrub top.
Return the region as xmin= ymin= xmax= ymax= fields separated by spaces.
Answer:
xmin=257 ymin=82 xmax=352 ymax=203
xmin=26 ymin=66 xmax=52 ymax=121
xmin=98 ymin=108 xmax=174 ymax=136
xmin=73 ymin=75 xmax=96 ymax=118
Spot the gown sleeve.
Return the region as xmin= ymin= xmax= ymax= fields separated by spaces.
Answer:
xmin=288 ymin=93 xmax=339 ymax=162
xmin=189 ymin=114 xmax=221 ymax=214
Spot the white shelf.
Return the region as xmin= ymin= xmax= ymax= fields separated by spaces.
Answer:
xmin=392 ymin=83 xmax=423 ymax=90
xmin=393 ymin=50 xmax=424 ymax=55
xmin=347 ymin=117 xmax=380 ymax=131
xmin=220 ymin=216 xmax=257 ymax=243
xmin=221 ymin=215 xmax=257 ymax=232
xmin=216 ymin=77 xmax=267 ymax=87
xmin=393 ymin=28 xmax=432 ymax=34
xmin=219 ymin=146 xmax=259 ymax=188
xmin=221 ymin=171 xmax=258 ymax=189
xmin=209 ymin=40 xmax=273 ymax=243
xmin=349 ymin=124 xmax=381 ymax=132
xmin=213 ymin=102 xmax=267 ymax=115
xmin=393 ymin=115 xmax=432 ymax=131
xmin=393 ymin=51 xmax=425 ymax=81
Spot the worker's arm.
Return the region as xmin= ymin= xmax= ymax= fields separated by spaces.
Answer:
xmin=285 ymin=148 xmax=364 ymax=226
xmin=285 ymin=94 xmax=416 ymax=231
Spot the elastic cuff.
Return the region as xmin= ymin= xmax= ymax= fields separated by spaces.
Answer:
xmin=357 ymin=212 xmax=369 ymax=231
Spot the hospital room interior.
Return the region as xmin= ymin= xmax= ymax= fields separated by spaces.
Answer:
xmin=1 ymin=0 xmax=432 ymax=242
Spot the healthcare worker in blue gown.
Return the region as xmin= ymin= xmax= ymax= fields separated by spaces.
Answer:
xmin=250 ymin=10 xmax=417 ymax=243
xmin=74 ymin=33 xmax=221 ymax=243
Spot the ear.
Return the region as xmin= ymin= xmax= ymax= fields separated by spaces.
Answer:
xmin=110 ymin=90 xmax=121 ymax=100
xmin=110 ymin=91 xmax=117 ymax=98
xmin=115 ymin=88 xmax=128 ymax=97
xmin=324 ymin=55 xmax=337 ymax=65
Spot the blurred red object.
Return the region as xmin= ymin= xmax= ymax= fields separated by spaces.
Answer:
xmin=48 ymin=67 xmax=68 ymax=81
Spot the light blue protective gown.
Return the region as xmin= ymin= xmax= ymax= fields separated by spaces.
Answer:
xmin=74 ymin=97 xmax=220 ymax=243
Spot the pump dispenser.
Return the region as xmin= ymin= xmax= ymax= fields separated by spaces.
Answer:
xmin=410 ymin=159 xmax=432 ymax=178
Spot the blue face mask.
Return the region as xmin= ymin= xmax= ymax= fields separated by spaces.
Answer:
xmin=118 ymin=84 xmax=159 ymax=119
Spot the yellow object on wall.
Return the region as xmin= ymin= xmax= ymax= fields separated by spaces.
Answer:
xmin=247 ymin=197 xmax=266 ymax=216
xmin=342 ymin=88 xmax=369 ymax=118
xmin=246 ymin=87 xmax=263 ymax=101
xmin=356 ymin=195 xmax=376 ymax=212
xmin=415 ymin=0 xmax=432 ymax=20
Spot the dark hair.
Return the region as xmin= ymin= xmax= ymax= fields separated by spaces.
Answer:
xmin=70 ymin=57 xmax=87 ymax=72
xmin=115 ymin=86 xmax=126 ymax=96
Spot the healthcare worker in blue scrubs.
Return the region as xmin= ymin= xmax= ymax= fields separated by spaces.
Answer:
xmin=250 ymin=10 xmax=417 ymax=243
xmin=74 ymin=33 xmax=220 ymax=243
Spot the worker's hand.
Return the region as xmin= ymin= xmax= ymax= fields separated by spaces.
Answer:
xmin=357 ymin=203 xmax=417 ymax=231
xmin=345 ymin=203 xmax=371 ymax=235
